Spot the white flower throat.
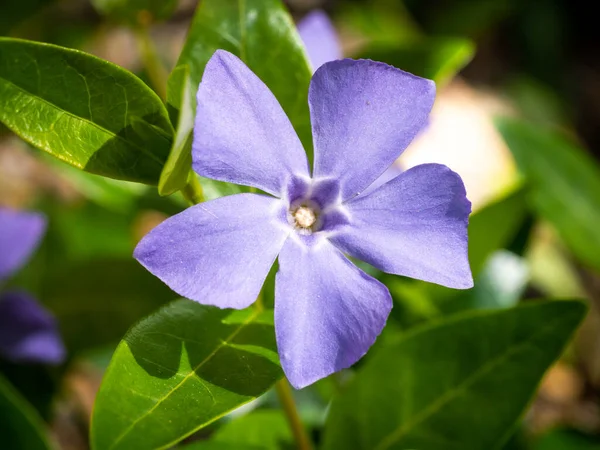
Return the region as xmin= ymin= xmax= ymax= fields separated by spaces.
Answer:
xmin=294 ymin=206 xmax=317 ymax=229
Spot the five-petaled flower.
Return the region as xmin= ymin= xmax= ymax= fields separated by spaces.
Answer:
xmin=134 ymin=50 xmax=473 ymax=389
xmin=0 ymin=208 xmax=65 ymax=365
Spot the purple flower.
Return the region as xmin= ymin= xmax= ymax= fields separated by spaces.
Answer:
xmin=297 ymin=10 xmax=343 ymax=72
xmin=298 ymin=9 xmax=403 ymax=192
xmin=134 ymin=51 xmax=472 ymax=388
xmin=0 ymin=208 xmax=65 ymax=365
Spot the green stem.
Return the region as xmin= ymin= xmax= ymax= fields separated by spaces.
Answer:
xmin=181 ymin=174 xmax=205 ymax=205
xmin=275 ymin=379 xmax=313 ymax=450
xmin=134 ymin=22 xmax=167 ymax=100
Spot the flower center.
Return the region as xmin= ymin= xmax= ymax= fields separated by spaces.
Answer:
xmin=293 ymin=206 xmax=316 ymax=229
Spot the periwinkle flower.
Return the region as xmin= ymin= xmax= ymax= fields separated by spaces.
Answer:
xmin=134 ymin=50 xmax=472 ymax=388
xmin=297 ymin=10 xmax=343 ymax=72
xmin=0 ymin=208 xmax=65 ymax=365
xmin=298 ymin=9 xmax=403 ymax=190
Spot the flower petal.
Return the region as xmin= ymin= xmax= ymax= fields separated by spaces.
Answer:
xmin=298 ymin=10 xmax=342 ymax=72
xmin=362 ymin=161 xmax=403 ymax=196
xmin=193 ymin=50 xmax=309 ymax=197
xmin=331 ymin=164 xmax=473 ymax=289
xmin=134 ymin=194 xmax=290 ymax=309
xmin=309 ymin=59 xmax=435 ymax=200
xmin=0 ymin=291 xmax=65 ymax=365
xmin=0 ymin=208 xmax=46 ymax=281
xmin=275 ymin=236 xmax=392 ymax=389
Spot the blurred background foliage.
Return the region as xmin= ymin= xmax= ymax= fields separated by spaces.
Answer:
xmin=0 ymin=0 xmax=599 ymax=449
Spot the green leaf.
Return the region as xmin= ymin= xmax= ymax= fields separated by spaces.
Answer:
xmin=91 ymin=0 xmax=178 ymax=24
xmin=181 ymin=442 xmax=263 ymax=450
xmin=91 ymin=300 xmax=282 ymax=450
xmin=468 ymin=186 xmax=528 ymax=277
xmin=0 ymin=373 xmax=52 ymax=450
xmin=41 ymin=258 xmax=176 ymax=354
xmin=158 ymin=65 xmax=193 ymax=196
xmin=167 ymin=0 xmax=313 ymax=164
xmin=0 ymin=38 xmax=173 ymax=185
xmin=360 ymin=37 xmax=475 ymax=86
xmin=496 ymin=118 xmax=600 ymax=272
xmin=211 ymin=410 xmax=292 ymax=450
xmin=322 ymin=300 xmax=586 ymax=450
xmin=535 ymin=429 xmax=600 ymax=450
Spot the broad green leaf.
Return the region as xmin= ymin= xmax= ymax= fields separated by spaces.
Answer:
xmin=159 ymin=65 xmax=193 ymax=196
xmin=211 ymin=410 xmax=292 ymax=450
xmin=496 ymin=118 xmax=600 ymax=272
xmin=41 ymin=258 xmax=175 ymax=354
xmin=360 ymin=37 xmax=475 ymax=87
xmin=167 ymin=0 xmax=313 ymax=163
xmin=0 ymin=373 xmax=52 ymax=450
xmin=323 ymin=300 xmax=586 ymax=450
xmin=91 ymin=0 xmax=178 ymax=24
xmin=0 ymin=38 xmax=173 ymax=184
xmin=91 ymin=300 xmax=282 ymax=450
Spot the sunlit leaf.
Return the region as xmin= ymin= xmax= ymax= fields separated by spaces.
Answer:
xmin=0 ymin=38 xmax=173 ymax=184
xmin=159 ymin=65 xmax=193 ymax=196
xmin=323 ymin=300 xmax=586 ymax=450
xmin=91 ymin=300 xmax=282 ymax=450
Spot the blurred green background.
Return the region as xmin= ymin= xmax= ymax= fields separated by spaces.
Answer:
xmin=1 ymin=0 xmax=599 ymax=449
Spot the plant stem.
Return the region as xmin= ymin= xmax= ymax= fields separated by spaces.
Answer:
xmin=181 ymin=174 xmax=205 ymax=205
xmin=275 ymin=379 xmax=313 ymax=450
xmin=134 ymin=21 xmax=167 ymax=100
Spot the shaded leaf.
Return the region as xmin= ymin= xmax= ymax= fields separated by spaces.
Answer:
xmin=323 ymin=300 xmax=586 ymax=450
xmin=496 ymin=118 xmax=600 ymax=272
xmin=167 ymin=0 xmax=313 ymax=165
xmin=0 ymin=38 xmax=173 ymax=185
xmin=0 ymin=373 xmax=52 ymax=450
xmin=91 ymin=300 xmax=282 ymax=450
